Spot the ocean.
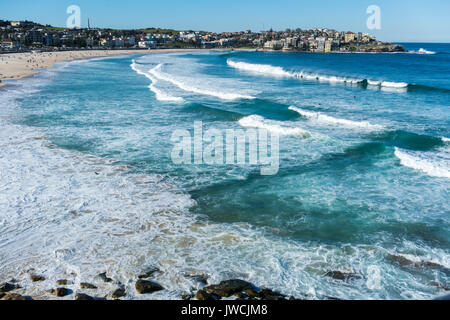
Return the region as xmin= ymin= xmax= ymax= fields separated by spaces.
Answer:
xmin=0 ymin=43 xmax=449 ymax=299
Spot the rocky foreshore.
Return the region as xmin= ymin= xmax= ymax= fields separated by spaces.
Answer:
xmin=1 ymin=254 xmax=449 ymax=300
xmin=0 ymin=268 xmax=326 ymax=301
xmin=355 ymin=43 xmax=406 ymax=53
xmin=0 ymin=274 xmax=300 ymax=301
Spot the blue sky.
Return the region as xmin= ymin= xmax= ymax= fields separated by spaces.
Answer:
xmin=1 ymin=0 xmax=449 ymax=42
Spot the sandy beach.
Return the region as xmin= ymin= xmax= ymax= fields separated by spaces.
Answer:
xmin=0 ymin=49 xmax=230 ymax=87
xmin=0 ymin=50 xmax=142 ymax=86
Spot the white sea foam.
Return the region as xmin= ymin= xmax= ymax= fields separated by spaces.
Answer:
xmin=394 ymin=147 xmax=450 ymax=179
xmin=367 ymin=80 xmax=382 ymax=86
xmin=0 ymin=110 xmax=446 ymax=300
xmin=0 ymin=103 xmax=391 ymax=300
xmin=238 ymin=115 xmax=311 ymax=137
xmin=298 ymin=71 xmax=364 ymax=84
xmin=410 ymin=48 xmax=437 ymax=55
xmin=442 ymin=137 xmax=450 ymax=143
xmin=289 ymin=106 xmax=384 ymax=130
xmin=380 ymin=81 xmax=409 ymax=88
xmin=227 ymin=59 xmax=410 ymax=89
xmin=130 ymin=60 xmax=184 ymax=102
xmin=366 ymin=80 xmax=409 ymax=93
xmin=150 ymin=63 xmax=255 ymax=100
xmin=227 ymin=60 xmax=292 ymax=77
xmin=227 ymin=59 xmax=364 ymax=85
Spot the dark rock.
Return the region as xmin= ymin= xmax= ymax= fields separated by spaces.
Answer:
xmin=387 ymin=254 xmax=415 ymax=267
xmin=185 ymin=273 xmax=209 ymax=285
xmin=0 ymin=282 xmax=18 ymax=293
xmin=258 ymin=288 xmax=286 ymax=300
xmin=420 ymin=261 xmax=444 ymax=269
xmin=135 ymin=280 xmax=164 ymax=294
xmin=325 ymin=271 xmax=362 ymax=281
xmin=194 ymin=290 xmax=217 ymax=301
xmin=243 ymin=288 xmax=259 ymax=299
xmin=0 ymin=293 xmax=5 ymax=299
xmin=80 ymin=282 xmax=97 ymax=289
xmin=430 ymin=281 xmax=450 ymax=291
xmin=234 ymin=292 xmax=247 ymax=299
xmin=181 ymin=293 xmax=194 ymax=300
xmin=111 ymin=288 xmax=126 ymax=299
xmin=1 ymin=293 xmax=29 ymax=300
xmin=204 ymin=279 xmax=253 ymax=297
xmin=30 ymin=274 xmax=45 ymax=282
xmin=138 ymin=267 xmax=160 ymax=279
xmin=98 ymin=272 xmax=113 ymax=283
xmin=390 ymin=45 xmax=406 ymax=52
xmin=51 ymin=287 xmax=70 ymax=297
xmin=388 ymin=255 xmax=445 ymax=269
xmin=56 ymin=279 xmax=69 ymax=286
xmin=75 ymin=293 xmax=94 ymax=300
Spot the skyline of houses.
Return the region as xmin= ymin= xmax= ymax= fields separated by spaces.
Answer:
xmin=0 ymin=19 xmax=392 ymax=53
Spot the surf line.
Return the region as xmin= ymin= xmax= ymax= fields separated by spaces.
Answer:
xmin=170 ymin=121 xmax=280 ymax=175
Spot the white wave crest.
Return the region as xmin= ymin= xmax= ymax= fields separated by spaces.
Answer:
xmin=297 ymin=71 xmax=364 ymax=84
xmin=227 ymin=59 xmax=364 ymax=84
xmin=227 ymin=59 xmax=412 ymax=90
xmin=380 ymin=81 xmax=409 ymax=88
xmin=367 ymin=80 xmax=380 ymax=86
xmin=394 ymin=147 xmax=450 ymax=179
xmin=366 ymin=79 xmax=409 ymax=89
xmin=130 ymin=60 xmax=184 ymax=102
xmin=289 ymin=106 xmax=384 ymax=130
xmin=238 ymin=115 xmax=311 ymax=137
xmin=150 ymin=64 xmax=255 ymax=100
xmin=412 ymin=48 xmax=437 ymax=55
xmin=442 ymin=137 xmax=450 ymax=143
xmin=227 ymin=60 xmax=292 ymax=77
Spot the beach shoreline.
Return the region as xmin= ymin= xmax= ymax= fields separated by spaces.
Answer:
xmin=0 ymin=48 xmax=237 ymax=87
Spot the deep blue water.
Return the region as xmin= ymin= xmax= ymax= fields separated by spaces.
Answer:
xmin=1 ymin=44 xmax=449 ymax=299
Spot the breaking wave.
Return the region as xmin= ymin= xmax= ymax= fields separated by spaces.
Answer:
xmin=228 ymin=59 xmax=364 ymax=85
xmin=227 ymin=60 xmax=293 ymax=77
xmin=238 ymin=115 xmax=311 ymax=137
xmin=367 ymin=80 xmax=409 ymax=88
xmin=410 ymin=48 xmax=437 ymax=55
xmin=130 ymin=60 xmax=184 ymax=102
xmin=394 ymin=147 xmax=450 ymax=179
xmin=150 ymin=63 xmax=255 ymax=100
xmin=226 ymin=59 xmax=446 ymax=92
xmin=289 ymin=106 xmax=384 ymax=130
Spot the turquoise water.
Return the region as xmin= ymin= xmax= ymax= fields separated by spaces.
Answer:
xmin=0 ymin=44 xmax=449 ymax=299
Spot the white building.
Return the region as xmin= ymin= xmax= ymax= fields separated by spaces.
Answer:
xmin=138 ymin=41 xmax=156 ymax=49
xmin=264 ymin=40 xmax=283 ymax=50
